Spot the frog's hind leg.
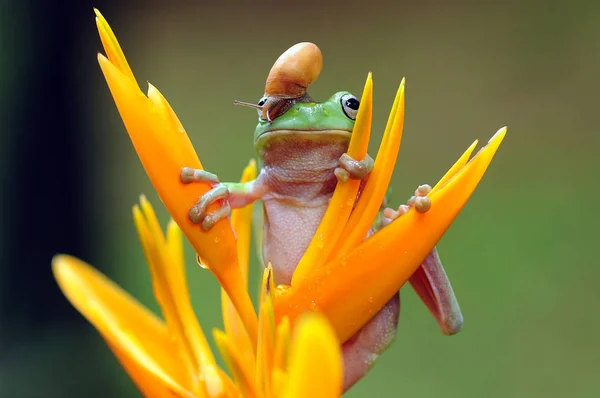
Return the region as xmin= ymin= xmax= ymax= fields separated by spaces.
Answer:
xmin=341 ymin=293 xmax=400 ymax=391
xmin=180 ymin=167 xmax=231 ymax=231
xmin=382 ymin=183 xmax=463 ymax=335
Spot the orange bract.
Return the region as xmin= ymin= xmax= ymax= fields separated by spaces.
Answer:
xmin=94 ymin=9 xmax=257 ymax=345
xmin=291 ymin=73 xmax=373 ymax=286
xmin=276 ymin=128 xmax=506 ymax=342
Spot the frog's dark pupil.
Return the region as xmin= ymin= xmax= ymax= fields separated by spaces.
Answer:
xmin=258 ymin=98 xmax=267 ymax=106
xmin=345 ymin=98 xmax=360 ymax=110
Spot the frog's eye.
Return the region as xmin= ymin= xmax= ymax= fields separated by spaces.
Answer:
xmin=340 ymin=93 xmax=360 ymax=120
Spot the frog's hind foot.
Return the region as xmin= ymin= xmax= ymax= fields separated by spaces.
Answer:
xmin=180 ymin=167 xmax=231 ymax=231
xmin=381 ymin=182 xmax=463 ymax=336
xmin=382 ymin=183 xmax=432 ymax=220
xmin=335 ymin=153 xmax=374 ymax=182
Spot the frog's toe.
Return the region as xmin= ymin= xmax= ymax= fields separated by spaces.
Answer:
xmin=342 ymin=293 xmax=400 ymax=391
xmin=336 ymin=153 xmax=374 ymax=181
xmin=382 ymin=183 xmax=432 ymax=222
xmin=180 ymin=167 xmax=220 ymax=184
xmin=188 ymin=184 xmax=231 ymax=230
xmin=407 ymin=183 xmax=432 ymax=213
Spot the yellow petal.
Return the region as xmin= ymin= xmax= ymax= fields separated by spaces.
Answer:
xmin=431 ymin=138 xmax=479 ymax=193
xmin=281 ymin=313 xmax=343 ymax=398
xmin=97 ymin=53 xmax=257 ymax=345
xmin=231 ymin=159 xmax=258 ymax=281
xmin=52 ymin=255 xmax=192 ymax=396
xmin=213 ymin=329 xmax=258 ymax=398
xmin=271 ymin=368 xmax=288 ymax=398
xmin=330 ymin=79 xmax=406 ymax=259
xmin=135 ymin=199 xmax=222 ymax=395
xmin=291 ymin=73 xmax=373 ymax=286
xmin=273 ymin=317 xmax=291 ymax=373
xmin=256 ymin=267 xmax=276 ymax=397
xmin=221 ymin=160 xmax=258 ymax=376
xmin=275 ymin=128 xmax=506 ymax=342
xmin=94 ymin=9 xmax=135 ymax=83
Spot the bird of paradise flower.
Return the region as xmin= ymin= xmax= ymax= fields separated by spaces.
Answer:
xmin=53 ymin=9 xmax=506 ymax=398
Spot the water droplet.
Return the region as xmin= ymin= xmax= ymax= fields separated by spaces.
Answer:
xmin=196 ymin=254 xmax=210 ymax=269
xmin=316 ymin=233 xmax=325 ymax=249
xmin=213 ymin=236 xmax=219 ymax=244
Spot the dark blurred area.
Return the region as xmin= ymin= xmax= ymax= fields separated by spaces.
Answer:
xmin=1 ymin=0 xmax=599 ymax=397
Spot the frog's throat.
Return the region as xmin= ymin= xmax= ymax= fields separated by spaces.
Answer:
xmin=255 ymin=129 xmax=351 ymax=149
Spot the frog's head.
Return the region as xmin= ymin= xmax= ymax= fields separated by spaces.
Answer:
xmin=234 ymin=42 xmax=360 ymax=154
xmin=252 ymin=91 xmax=359 ymax=153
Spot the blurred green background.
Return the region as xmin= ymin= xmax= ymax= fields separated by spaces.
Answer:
xmin=1 ymin=0 xmax=599 ymax=397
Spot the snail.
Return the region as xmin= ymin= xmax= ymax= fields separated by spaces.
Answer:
xmin=234 ymin=42 xmax=323 ymax=121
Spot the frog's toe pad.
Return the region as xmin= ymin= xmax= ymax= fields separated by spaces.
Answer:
xmin=180 ymin=167 xmax=219 ymax=184
xmin=188 ymin=184 xmax=230 ymax=230
xmin=406 ymin=184 xmax=431 ymax=212
xmin=337 ymin=153 xmax=374 ymax=180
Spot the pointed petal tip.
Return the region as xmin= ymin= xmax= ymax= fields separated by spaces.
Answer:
xmin=490 ymin=126 xmax=507 ymax=143
xmin=52 ymin=254 xmax=85 ymax=285
xmin=51 ymin=254 xmax=68 ymax=275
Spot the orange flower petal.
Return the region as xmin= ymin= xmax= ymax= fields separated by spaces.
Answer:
xmin=280 ymin=314 xmax=343 ymax=398
xmin=52 ymin=255 xmax=192 ymax=396
xmin=134 ymin=199 xmax=221 ymax=395
xmin=97 ymin=53 xmax=257 ymax=345
xmin=330 ymin=79 xmax=406 ymax=259
xmin=229 ymin=159 xmax=258 ymax=282
xmin=221 ymin=160 xmax=257 ymax=375
xmin=275 ymin=128 xmax=506 ymax=342
xmin=94 ymin=9 xmax=135 ymax=83
xmin=431 ymin=138 xmax=479 ymax=193
xmin=95 ymin=12 xmax=257 ymax=344
xmin=273 ymin=317 xmax=291 ymax=373
xmin=291 ymin=73 xmax=373 ymax=286
xmin=213 ymin=329 xmax=257 ymax=398
xmin=256 ymin=267 xmax=276 ymax=396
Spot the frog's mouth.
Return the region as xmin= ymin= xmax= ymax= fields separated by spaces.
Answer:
xmin=255 ymin=129 xmax=352 ymax=148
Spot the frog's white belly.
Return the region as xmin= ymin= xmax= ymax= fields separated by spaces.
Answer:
xmin=257 ymin=133 xmax=348 ymax=285
xmin=261 ymin=196 xmax=330 ymax=285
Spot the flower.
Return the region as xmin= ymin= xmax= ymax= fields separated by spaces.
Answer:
xmin=54 ymin=8 xmax=506 ymax=397
xmin=53 ymin=189 xmax=343 ymax=397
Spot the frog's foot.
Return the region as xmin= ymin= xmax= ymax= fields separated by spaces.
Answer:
xmin=382 ymin=183 xmax=463 ymax=336
xmin=342 ymin=293 xmax=400 ymax=391
xmin=180 ymin=167 xmax=231 ymax=231
xmin=335 ymin=153 xmax=374 ymax=182
xmin=382 ymin=184 xmax=432 ymax=220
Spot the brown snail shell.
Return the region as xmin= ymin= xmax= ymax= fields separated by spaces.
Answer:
xmin=264 ymin=42 xmax=323 ymax=98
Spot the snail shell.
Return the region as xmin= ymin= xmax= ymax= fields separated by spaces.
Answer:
xmin=264 ymin=42 xmax=323 ymax=98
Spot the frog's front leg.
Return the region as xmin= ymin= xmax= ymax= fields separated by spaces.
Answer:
xmin=334 ymin=153 xmax=374 ymax=182
xmin=180 ymin=167 xmax=268 ymax=230
xmin=383 ymin=184 xmax=464 ymax=335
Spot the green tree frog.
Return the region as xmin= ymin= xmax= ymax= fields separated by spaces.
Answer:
xmin=180 ymin=42 xmax=462 ymax=390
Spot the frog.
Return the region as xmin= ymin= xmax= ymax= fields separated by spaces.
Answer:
xmin=180 ymin=43 xmax=463 ymax=391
